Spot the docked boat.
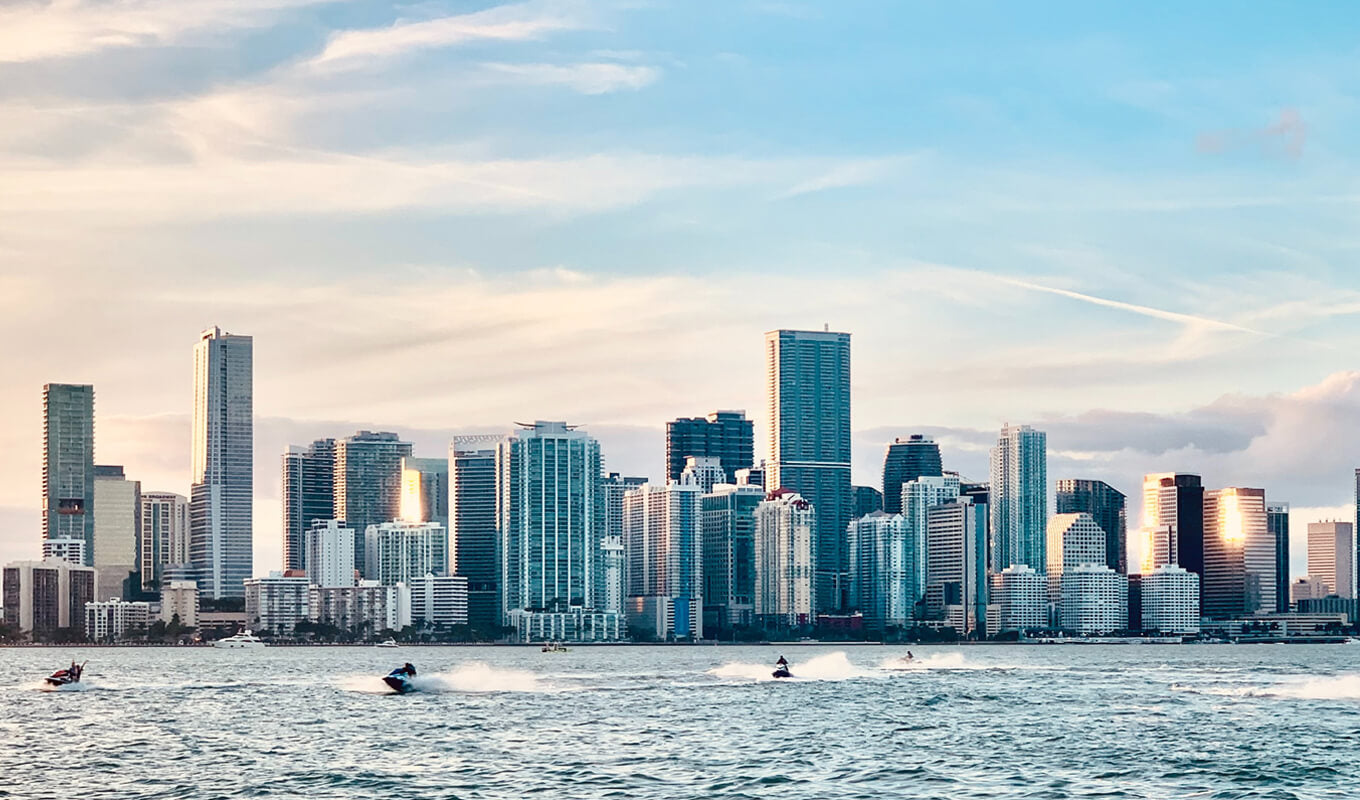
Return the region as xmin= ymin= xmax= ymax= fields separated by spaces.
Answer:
xmin=45 ymin=660 xmax=85 ymax=687
xmin=213 ymin=630 xmax=265 ymax=649
xmin=375 ymin=639 xmax=400 ymax=648
xmin=383 ymin=663 xmax=418 ymax=694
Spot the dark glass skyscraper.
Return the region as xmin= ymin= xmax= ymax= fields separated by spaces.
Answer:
xmin=852 ymin=485 xmax=883 ymax=518
xmin=451 ymin=440 xmax=500 ymax=631
xmin=1267 ymin=502 xmax=1290 ymax=613
xmin=43 ymin=383 xmax=96 ymax=565
xmin=1143 ymin=473 xmax=1205 ymax=592
xmin=665 ymin=410 xmax=754 ymax=484
xmin=282 ymin=439 xmax=335 ymax=571
xmin=334 ymin=431 xmax=412 ymax=576
xmin=765 ymin=328 xmax=852 ymax=613
xmin=1055 ymin=478 xmax=1127 ymax=574
xmin=881 ymin=435 xmax=943 ymax=514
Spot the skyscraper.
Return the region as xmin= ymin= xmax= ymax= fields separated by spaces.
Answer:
xmin=702 ymin=478 xmax=765 ymax=635
xmin=401 ymin=456 xmax=449 ymax=531
xmin=282 ymin=439 xmax=335 ymax=572
xmin=190 ymin=326 xmax=253 ymax=600
xmin=989 ymin=424 xmax=1047 ymax=573
xmin=623 ymin=476 xmax=703 ymax=641
xmin=925 ymin=497 xmax=989 ymax=636
xmin=848 ymin=512 xmax=911 ymax=633
xmin=139 ymin=491 xmax=188 ymax=592
xmin=1306 ymin=521 xmax=1355 ymax=599
xmin=1267 ymin=502 xmax=1290 ymax=613
xmin=498 ymin=422 xmax=619 ymax=641
xmin=680 ymin=456 xmax=726 ymax=495
xmin=753 ymin=488 xmax=816 ymax=628
xmin=43 ymin=383 xmax=95 ymax=565
xmin=1045 ymin=512 xmax=1107 ymax=605
xmin=902 ymin=473 xmax=961 ymax=616
xmin=1055 ymin=479 xmax=1127 ymax=574
xmin=334 ymin=431 xmax=412 ymax=576
xmin=765 ymin=328 xmax=851 ymax=612
xmin=364 ymin=521 xmax=449 ymax=586
xmin=1202 ymin=487 xmax=1273 ymax=619
xmin=1142 ymin=473 xmax=1205 ymax=592
xmin=665 ymin=410 xmax=754 ymax=483
xmin=882 ymin=435 xmax=943 ymax=514
xmin=305 ymin=519 xmax=356 ymax=588
xmin=93 ymin=464 xmax=140 ymax=601
xmin=852 ymin=485 xmax=883 ymax=518
xmin=449 ymin=440 xmax=501 ymax=632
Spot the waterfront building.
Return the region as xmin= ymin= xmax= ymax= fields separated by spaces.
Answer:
xmin=764 ymin=328 xmax=852 ymax=612
xmin=364 ymin=521 xmax=448 ymax=586
xmin=701 ymin=479 xmax=764 ymax=634
xmin=510 ymin=608 xmax=624 ymax=642
xmin=1295 ymin=595 xmax=1359 ymax=623
xmin=1139 ymin=564 xmax=1200 ymax=635
xmin=1306 ymin=521 xmax=1355 ymax=598
xmin=681 ymin=456 xmax=726 ymax=495
xmin=1267 ymin=502 xmax=1291 ymax=613
xmin=282 ymin=439 xmax=335 ymax=572
xmin=43 ymin=383 xmax=96 ymax=565
xmin=989 ymin=424 xmax=1047 ymax=573
xmin=243 ymin=571 xmax=310 ymax=635
xmin=987 ymin=564 xmax=1046 ymax=634
xmin=754 ymin=488 xmax=817 ymax=628
xmin=901 ymin=474 xmax=961 ymax=609
xmin=498 ymin=422 xmax=621 ymax=641
xmin=449 ymin=440 xmax=501 ymax=631
xmin=85 ymin=598 xmax=151 ymax=641
xmin=1055 ymin=479 xmax=1127 ymax=574
xmin=409 ymin=574 xmax=469 ymax=628
xmin=1045 ymin=513 xmax=1107 ymax=604
xmin=1290 ymin=575 xmax=1331 ymax=607
xmin=847 ymin=511 xmax=911 ymax=633
xmin=41 ymin=538 xmax=86 ymax=566
xmin=160 ymin=580 xmax=199 ymax=627
xmin=139 ymin=492 xmax=188 ymax=591
xmin=92 ymin=464 xmax=140 ymax=601
xmin=2 ymin=558 xmax=96 ymax=637
xmin=1059 ymin=565 xmax=1127 ymax=635
xmin=309 ymin=581 xmax=410 ymax=634
xmin=190 ymin=327 xmax=253 ymax=600
xmin=666 ymin=410 xmax=753 ymax=484
xmin=1202 ymin=487 xmax=1274 ymax=619
xmin=305 ymin=519 xmax=357 ymax=588
xmin=881 ymin=435 xmax=943 ymax=514
xmin=1142 ymin=473 xmax=1205 ymax=596
xmin=334 ymin=431 xmax=412 ymax=575
xmin=624 ymin=476 xmax=704 ymax=641
xmin=401 ymin=456 xmax=449 ymax=531
xmin=852 ymin=485 xmax=883 ymax=518
xmin=925 ymin=497 xmax=989 ymax=636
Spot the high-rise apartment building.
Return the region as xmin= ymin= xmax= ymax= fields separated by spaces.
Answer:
xmin=409 ymin=574 xmax=469 ymax=628
xmin=243 ymin=571 xmax=310 ymax=635
xmin=1055 ymin=479 xmax=1127 ymax=574
xmin=92 ymin=465 xmax=139 ymax=601
xmin=1058 ymin=565 xmax=1127 ymax=635
xmin=925 ymin=497 xmax=989 ymax=636
xmin=987 ymin=564 xmax=1046 ymax=635
xmin=1202 ymin=487 xmax=1273 ymax=619
xmin=2 ymin=558 xmax=96 ymax=637
xmin=989 ymin=424 xmax=1047 ymax=573
xmin=305 ymin=519 xmax=357 ymax=588
xmin=680 ymin=456 xmax=726 ymax=495
xmin=765 ymin=328 xmax=851 ymax=612
xmin=1045 ymin=512 xmax=1107 ymax=605
xmin=334 ymin=431 xmax=412 ymax=576
xmin=43 ymin=384 xmax=96 ymax=565
xmin=701 ymin=478 xmax=763 ymax=635
xmin=497 ymin=422 xmax=619 ymax=641
xmin=190 ymin=326 xmax=253 ymax=600
xmin=1139 ymin=564 xmax=1200 ymax=635
xmin=282 ymin=439 xmax=335 ymax=572
xmin=1142 ymin=473 xmax=1205 ymax=594
xmin=902 ymin=474 xmax=961 ymax=610
xmin=666 ymin=410 xmax=754 ymax=484
xmin=139 ymin=491 xmax=188 ymax=592
xmin=847 ymin=511 xmax=911 ymax=633
xmin=753 ymin=488 xmax=816 ymax=628
xmin=882 ymin=435 xmax=943 ymax=514
xmin=852 ymin=485 xmax=883 ymax=518
xmin=1267 ymin=502 xmax=1290 ymax=613
xmin=623 ymin=476 xmax=703 ymax=640
xmin=450 ymin=440 xmax=501 ymax=631
xmin=1307 ymin=521 xmax=1355 ymax=599
xmin=401 ymin=456 xmax=449 ymax=531
xmin=364 ymin=521 xmax=448 ymax=587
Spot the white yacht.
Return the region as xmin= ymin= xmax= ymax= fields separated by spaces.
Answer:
xmin=375 ymin=639 xmax=399 ymax=648
xmin=213 ymin=630 xmax=266 ymax=649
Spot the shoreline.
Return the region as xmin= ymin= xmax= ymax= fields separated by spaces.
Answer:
xmin=2 ymin=637 xmax=1353 ymax=648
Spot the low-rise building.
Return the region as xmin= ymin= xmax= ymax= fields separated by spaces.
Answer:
xmin=244 ymin=571 xmax=311 ymax=635
xmin=160 ymin=580 xmax=199 ymax=627
xmin=309 ymin=581 xmax=411 ymax=634
xmin=508 ymin=608 xmax=625 ymax=643
xmin=2 ymin=558 xmax=96 ymax=637
xmin=1138 ymin=564 xmax=1199 ymax=635
xmin=409 ymin=574 xmax=469 ymax=628
xmin=85 ymin=598 xmax=152 ymax=641
xmin=988 ymin=564 xmax=1046 ymax=635
xmin=1059 ymin=564 xmax=1127 ymax=635
xmin=41 ymin=538 xmax=87 ymax=566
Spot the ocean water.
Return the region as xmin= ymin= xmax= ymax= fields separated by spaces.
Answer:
xmin=2 ymin=643 xmax=1359 ymax=799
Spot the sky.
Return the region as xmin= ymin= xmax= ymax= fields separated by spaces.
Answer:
xmin=3 ymin=0 xmax=1360 ymax=577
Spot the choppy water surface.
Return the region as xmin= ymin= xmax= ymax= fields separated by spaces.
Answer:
xmin=3 ymin=644 xmax=1358 ymax=799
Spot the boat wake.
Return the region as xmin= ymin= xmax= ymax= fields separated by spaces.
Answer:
xmin=37 ymin=681 xmax=92 ymax=693
xmin=341 ymin=662 xmax=551 ymax=694
xmin=1173 ymin=673 xmax=1360 ymax=701
xmin=707 ymin=651 xmax=878 ymax=682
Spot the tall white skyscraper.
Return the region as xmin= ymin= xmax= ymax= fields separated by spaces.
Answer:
xmin=925 ymin=497 xmax=989 ymax=636
xmin=306 ymin=519 xmax=357 ymax=588
xmin=989 ymin=424 xmax=1047 ymax=573
xmin=754 ymin=488 xmax=817 ymax=628
xmin=847 ymin=512 xmax=911 ymax=633
xmin=765 ymin=328 xmax=851 ymax=613
xmin=190 ymin=326 xmax=253 ymax=599
xmin=1306 ymin=521 xmax=1355 ymax=599
xmin=140 ymin=491 xmax=188 ymax=591
xmin=623 ymin=475 xmax=703 ymax=641
xmin=901 ymin=473 xmax=961 ymax=611
xmin=364 ymin=521 xmax=448 ymax=586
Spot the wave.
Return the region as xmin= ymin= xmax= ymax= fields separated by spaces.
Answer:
xmin=36 ymin=681 xmax=93 ymax=693
xmin=879 ymin=652 xmax=973 ymax=671
xmin=340 ymin=662 xmax=550 ymax=694
xmin=707 ymin=651 xmax=878 ymax=682
xmin=1172 ymin=673 xmax=1360 ymax=701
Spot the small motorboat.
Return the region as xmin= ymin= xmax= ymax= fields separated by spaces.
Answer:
xmin=541 ymin=641 xmax=569 ymax=653
xmin=772 ymin=656 xmax=792 ymax=679
xmin=375 ymin=639 xmax=399 ymax=648
xmin=45 ymin=660 xmax=85 ymax=687
xmin=383 ymin=663 xmax=418 ymax=694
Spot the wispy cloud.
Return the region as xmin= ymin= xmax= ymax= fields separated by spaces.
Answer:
xmin=775 ymin=155 xmax=915 ymax=199
xmin=308 ymin=0 xmax=593 ymax=72
xmin=0 ymin=0 xmax=330 ymax=63
xmin=479 ymin=61 xmax=659 ymax=94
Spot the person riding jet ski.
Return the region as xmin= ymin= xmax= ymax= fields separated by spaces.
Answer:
xmin=772 ymin=655 xmax=792 ymax=679
xmin=383 ymin=663 xmax=418 ymax=694
xmin=45 ymin=660 xmax=84 ymax=687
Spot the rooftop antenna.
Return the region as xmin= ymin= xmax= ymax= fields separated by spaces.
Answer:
xmin=824 ymin=322 xmax=829 ymax=332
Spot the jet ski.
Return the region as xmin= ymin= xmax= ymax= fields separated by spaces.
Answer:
xmin=383 ymin=663 xmax=417 ymax=694
xmin=45 ymin=660 xmax=85 ymax=687
xmin=772 ymin=656 xmax=793 ymax=679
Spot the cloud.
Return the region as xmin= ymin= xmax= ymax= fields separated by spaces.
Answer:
xmin=775 ymin=156 xmax=915 ymax=199
xmin=0 ymin=0 xmax=330 ymax=64
xmin=308 ymin=0 xmax=592 ymax=72
xmin=479 ymin=61 xmax=659 ymax=94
